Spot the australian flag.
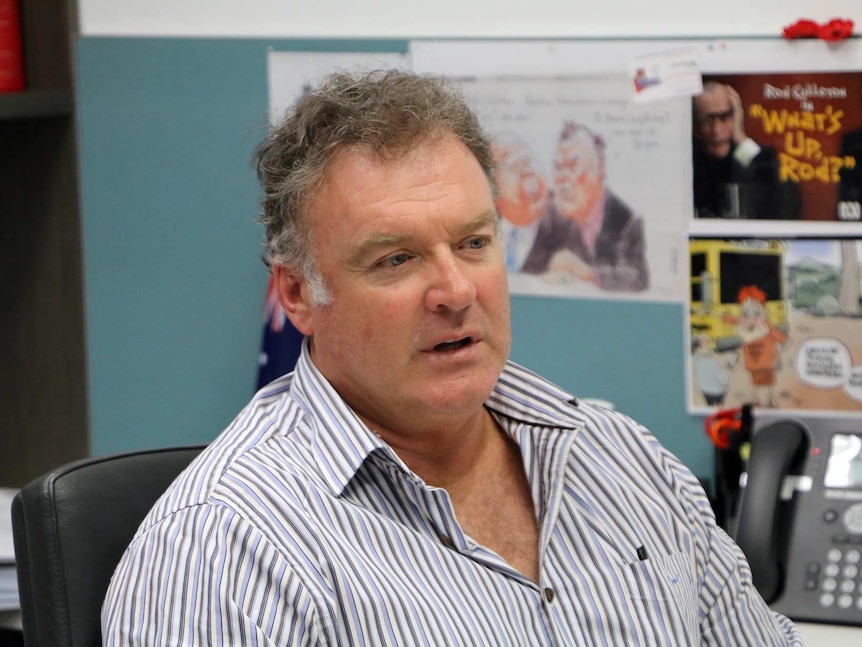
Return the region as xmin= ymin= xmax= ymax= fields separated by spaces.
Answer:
xmin=257 ymin=275 xmax=304 ymax=388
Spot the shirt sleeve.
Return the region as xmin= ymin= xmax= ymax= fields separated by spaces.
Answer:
xmin=101 ymin=503 xmax=323 ymax=646
xmin=733 ymin=137 xmax=762 ymax=168
xmin=666 ymin=453 xmax=803 ymax=646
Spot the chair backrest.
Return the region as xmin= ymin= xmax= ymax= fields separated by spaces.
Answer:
xmin=11 ymin=445 xmax=206 ymax=647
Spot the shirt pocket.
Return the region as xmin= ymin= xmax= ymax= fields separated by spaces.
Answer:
xmin=620 ymin=551 xmax=699 ymax=645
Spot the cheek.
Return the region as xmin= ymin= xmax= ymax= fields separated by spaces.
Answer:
xmin=369 ymin=296 xmax=420 ymax=343
xmin=478 ymin=271 xmax=512 ymax=317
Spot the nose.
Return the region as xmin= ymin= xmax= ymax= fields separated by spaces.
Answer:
xmin=707 ymin=118 xmax=727 ymax=139
xmin=425 ymin=254 xmax=477 ymax=313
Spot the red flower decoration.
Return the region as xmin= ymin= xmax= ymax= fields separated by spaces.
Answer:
xmin=818 ymin=18 xmax=854 ymax=41
xmin=782 ymin=19 xmax=820 ymax=39
xmin=782 ymin=18 xmax=854 ymax=40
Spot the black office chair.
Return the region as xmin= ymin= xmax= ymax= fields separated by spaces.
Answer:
xmin=10 ymin=445 xmax=206 ymax=647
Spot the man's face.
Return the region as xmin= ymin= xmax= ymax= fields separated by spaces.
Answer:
xmin=494 ymin=144 xmax=549 ymax=227
xmin=553 ymin=129 xmax=604 ymax=223
xmin=693 ymin=87 xmax=734 ymax=160
xmin=284 ymin=134 xmax=511 ymax=437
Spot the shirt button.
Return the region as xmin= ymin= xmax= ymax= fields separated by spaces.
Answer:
xmin=438 ymin=533 xmax=454 ymax=548
xmin=544 ymin=587 xmax=555 ymax=603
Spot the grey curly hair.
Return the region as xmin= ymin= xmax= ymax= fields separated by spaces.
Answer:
xmin=254 ymin=69 xmax=497 ymax=305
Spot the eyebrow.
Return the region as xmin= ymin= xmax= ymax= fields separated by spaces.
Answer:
xmin=696 ymin=108 xmax=733 ymax=122
xmin=346 ymin=210 xmax=499 ymax=268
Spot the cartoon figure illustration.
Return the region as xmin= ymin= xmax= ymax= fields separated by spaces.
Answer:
xmin=521 ymin=121 xmax=649 ymax=291
xmin=491 ymin=133 xmax=550 ymax=271
xmin=727 ymin=285 xmax=789 ymax=407
xmin=691 ymin=333 xmax=735 ymax=407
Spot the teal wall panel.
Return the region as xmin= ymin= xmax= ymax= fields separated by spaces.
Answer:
xmin=75 ymin=37 xmax=711 ymax=478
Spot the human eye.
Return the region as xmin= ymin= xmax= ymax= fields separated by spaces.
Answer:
xmin=460 ymin=235 xmax=493 ymax=253
xmin=376 ymin=252 xmax=412 ymax=269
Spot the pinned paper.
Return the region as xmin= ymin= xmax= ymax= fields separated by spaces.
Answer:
xmin=630 ymin=47 xmax=702 ymax=103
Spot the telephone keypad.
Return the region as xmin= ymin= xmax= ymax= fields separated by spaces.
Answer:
xmin=814 ymin=546 xmax=862 ymax=611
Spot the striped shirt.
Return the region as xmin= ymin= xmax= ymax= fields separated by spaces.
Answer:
xmin=103 ymin=344 xmax=801 ymax=645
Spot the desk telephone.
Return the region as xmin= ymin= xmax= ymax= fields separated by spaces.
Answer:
xmin=734 ymin=416 xmax=862 ymax=625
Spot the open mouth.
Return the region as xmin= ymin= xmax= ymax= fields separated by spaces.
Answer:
xmin=433 ymin=337 xmax=473 ymax=352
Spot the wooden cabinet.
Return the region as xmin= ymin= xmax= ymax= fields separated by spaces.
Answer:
xmin=0 ymin=1 xmax=87 ymax=487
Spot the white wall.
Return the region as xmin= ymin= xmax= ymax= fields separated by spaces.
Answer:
xmin=78 ymin=0 xmax=859 ymax=38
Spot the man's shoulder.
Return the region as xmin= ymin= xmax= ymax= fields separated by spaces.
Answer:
xmin=493 ymin=362 xmax=637 ymax=435
xmin=840 ymin=126 xmax=862 ymax=151
xmin=601 ymin=192 xmax=639 ymax=232
xmin=753 ymin=144 xmax=779 ymax=161
xmin=604 ymin=191 xmax=633 ymax=215
xmin=140 ymin=377 xmax=310 ymax=524
xmin=497 ymin=367 xmax=701 ymax=502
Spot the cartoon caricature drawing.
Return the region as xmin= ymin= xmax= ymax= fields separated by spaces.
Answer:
xmin=491 ymin=133 xmax=550 ymax=272
xmin=728 ymin=285 xmax=789 ymax=407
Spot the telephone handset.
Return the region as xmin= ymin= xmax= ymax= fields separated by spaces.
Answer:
xmin=734 ymin=417 xmax=862 ymax=626
xmin=734 ymin=420 xmax=808 ymax=603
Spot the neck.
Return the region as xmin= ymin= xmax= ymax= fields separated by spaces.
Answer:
xmin=370 ymin=407 xmax=504 ymax=490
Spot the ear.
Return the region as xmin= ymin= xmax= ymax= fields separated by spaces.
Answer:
xmin=273 ymin=265 xmax=314 ymax=335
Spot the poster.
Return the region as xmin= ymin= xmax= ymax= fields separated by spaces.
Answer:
xmin=692 ymin=71 xmax=862 ymax=222
xmin=458 ymin=76 xmax=689 ymax=303
xmin=687 ymin=236 xmax=862 ymax=415
xmin=685 ymin=43 xmax=862 ymax=416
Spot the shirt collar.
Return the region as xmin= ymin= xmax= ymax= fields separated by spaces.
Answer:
xmin=289 ymin=339 xmax=396 ymax=496
xmin=288 ymin=339 xmax=583 ymax=496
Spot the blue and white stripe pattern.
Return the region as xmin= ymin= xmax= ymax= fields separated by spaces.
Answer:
xmin=103 ymin=343 xmax=801 ymax=645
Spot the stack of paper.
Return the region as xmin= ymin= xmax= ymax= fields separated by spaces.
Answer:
xmin=0 ymin=488 xmax=19 ymax=611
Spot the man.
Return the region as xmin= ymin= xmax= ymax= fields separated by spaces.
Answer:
xmin=492 ymin=131 xmax=549 ymax=271
xmin=521 ymin=122 xmax=649 ymax=291
xmin=102 ymin=70 xmax=801 ymax=645
xmin=692 ymin=81 xmax=798 ymax=220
